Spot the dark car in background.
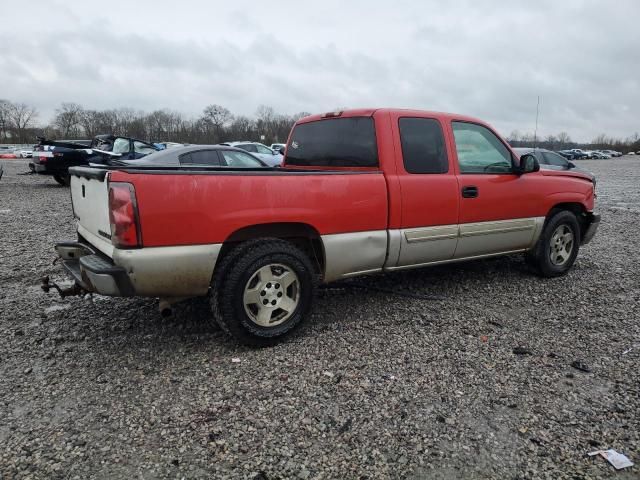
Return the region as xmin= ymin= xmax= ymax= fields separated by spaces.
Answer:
xmin=31 ymin=135 xmax=160 ymax=185
xmin=513 ymin=148 xmax=596 ymax=184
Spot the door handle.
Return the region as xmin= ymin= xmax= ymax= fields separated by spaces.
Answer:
xmin=461 ymin=186 xmax=478 ymax=198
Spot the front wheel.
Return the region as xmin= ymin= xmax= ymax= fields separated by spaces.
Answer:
xmin=211 ymin=239 xmax=317 ymax=346
xmin=527 ymin=210 xmax=581 ymax=277
xmin=53 ymin=174 xmax=70 ymax=186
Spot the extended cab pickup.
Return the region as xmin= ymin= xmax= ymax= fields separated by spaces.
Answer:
xmin=51 ymin=109 xmax=600 ymax=345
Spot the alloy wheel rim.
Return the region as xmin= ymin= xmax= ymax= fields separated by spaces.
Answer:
xmin=243 ymin=263 xmax=300 ymax=327
xmin=549 ymin=225 xmax=574 ymax=266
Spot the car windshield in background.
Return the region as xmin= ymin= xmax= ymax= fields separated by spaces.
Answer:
xmin=286 ymin=117 xmax=378 ymax=167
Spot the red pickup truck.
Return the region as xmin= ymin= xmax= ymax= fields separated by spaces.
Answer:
xmin=51 ymin=108 xmax=599 ymax=345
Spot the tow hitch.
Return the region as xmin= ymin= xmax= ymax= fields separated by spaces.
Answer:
xmin=40 ymin=276 xmax=87 ymax=298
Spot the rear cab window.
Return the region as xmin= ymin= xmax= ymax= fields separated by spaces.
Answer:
xmin=285 ymin=117 xmax=378 ymax=167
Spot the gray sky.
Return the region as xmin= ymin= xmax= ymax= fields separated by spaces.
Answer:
xmin=2 ymin=0 xmax=638 ymax=141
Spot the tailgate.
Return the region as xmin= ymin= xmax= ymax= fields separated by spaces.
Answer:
xmin=69 ymin=167 xmax=114 ymax=258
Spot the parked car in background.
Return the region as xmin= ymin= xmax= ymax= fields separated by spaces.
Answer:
xmin=591 ymin=151 xmax=611 ymax=159
xmin=156 ymin=141 xmax=185 ymax=149
xmin=570 ymin=149 xmax=592 ymax=159
xmin=599 ymin=149 xmax=621 ymax=157
xmin=514 ymin=148 xmax=596 ymax=184
xmin=113 ymin=144 xmax=268 ymax=168
xmin=221 ymin=141 xmax=283 ymax=166
xmin=270 ymin=143 xmax=286 ymax=153
xmin=17 ymin=148 xmax=33 ymax=158
xmin=49 ymin=108 xmax=599 ymax=345
xmin=557 ymin=150 xmax=576 ymax=160
xmin=31 ymin=135 xmax=161 ymax=185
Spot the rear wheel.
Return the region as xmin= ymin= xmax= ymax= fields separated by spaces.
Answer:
xmin=211 ymin=239 xmax=316 ymax=346
xmin=53 ymin=174 xmax=70 ymax=186
xmin=527 ymin=210 xmax=581 ymax=277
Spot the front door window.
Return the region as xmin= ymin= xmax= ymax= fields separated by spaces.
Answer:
xmin=452 ymin=122 xmax=513 ymax=173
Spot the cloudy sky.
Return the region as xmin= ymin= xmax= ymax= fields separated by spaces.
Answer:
xmin=1 ymin=0 xmax=638 ymax=141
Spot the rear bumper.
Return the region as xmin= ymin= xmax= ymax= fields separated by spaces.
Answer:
xmin=54 ymin=239 xmax=222 ymax=297
xmin=581 ymin=213 xmax=600 ymax=245
xmin=55 ymin=242 xmax=135 ymax=296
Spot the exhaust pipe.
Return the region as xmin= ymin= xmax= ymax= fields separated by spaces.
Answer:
xmin=159 ymin=299 xmax=173 ymax=317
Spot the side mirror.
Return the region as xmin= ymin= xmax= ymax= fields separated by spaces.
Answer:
xmin=518 ymin=154 xmax=540 ymax=174
xmin=567 ymin=161 xmax=576 ymax=169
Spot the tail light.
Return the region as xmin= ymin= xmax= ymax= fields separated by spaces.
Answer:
xmin=108 ymin=182 xmax=142 ymax=248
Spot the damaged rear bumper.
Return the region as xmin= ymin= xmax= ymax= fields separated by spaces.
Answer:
xmin=54 ymin=242 xmax=135 ymax=296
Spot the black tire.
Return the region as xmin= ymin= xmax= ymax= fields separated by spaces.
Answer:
xmin=53 ymin=174 xmax=70 ymax=186
xmin=210 ymin=238 xmax=317 ymax=346
xmin=528 ymin=210 xmax=581 ymax=277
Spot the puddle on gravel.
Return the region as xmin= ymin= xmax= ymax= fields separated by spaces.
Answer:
xmin=44 ymin=304 xmax=71 ymax=314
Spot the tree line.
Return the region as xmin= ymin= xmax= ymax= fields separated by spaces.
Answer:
xmin=507 ymin=130 xmax=640 ymax=153
xmin=0 ymin=100 xmax=310 ymax=146
xmin=1 ymin=98 xmax=639 ymax=152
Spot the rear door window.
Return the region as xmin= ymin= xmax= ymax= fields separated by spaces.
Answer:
xmin=286 ymin=117 xmax=378 ymax=167
xmin=179 ymin=150 xmax=221 ymax=166
xmin=399 ymin=118 xmax=448 ymax=173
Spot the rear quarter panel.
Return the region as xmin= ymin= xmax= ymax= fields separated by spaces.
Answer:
xmin=109 ymin=170 xmax=389 ymax=247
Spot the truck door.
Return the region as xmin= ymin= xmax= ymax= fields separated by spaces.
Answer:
xmin=450 ymin=121 xmax=544 ymax=258
xmin=391 ymin=115 xmax=460 ymax=267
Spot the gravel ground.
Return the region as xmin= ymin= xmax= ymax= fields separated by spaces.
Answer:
xmin=1 ymin=158 xmax=639 ymax=479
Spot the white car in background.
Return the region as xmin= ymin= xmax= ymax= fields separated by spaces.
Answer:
xmin=270 ymin=143 xmax=286 ymax=154
xmin=221 ymin=141 xmax=283 ymax=166
xmin=17 ymin=148 xmax=33 ymax=158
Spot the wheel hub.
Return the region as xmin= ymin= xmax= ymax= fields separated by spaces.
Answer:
xmin=259 ymin=281 xmax=284 ymax=307
xmin=243 ymin=264 xmax=299 ymax=327
xmin=549 ymin=225 xmax=574 ymax=266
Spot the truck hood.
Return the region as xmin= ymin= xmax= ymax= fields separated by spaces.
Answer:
xmin=539 ymin=168 xmax=595 ymax=183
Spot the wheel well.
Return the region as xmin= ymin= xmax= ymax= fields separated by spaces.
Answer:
xmin=218 ymin=223 xmax=325 ymax=276
xmin=547 ymin=203 xmax=588 ymax=237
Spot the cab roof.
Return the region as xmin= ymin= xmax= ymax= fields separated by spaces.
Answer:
xmin=296 ymin=108 xmax=486 ymax=125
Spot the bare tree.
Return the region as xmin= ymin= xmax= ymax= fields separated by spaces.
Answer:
xmin=80 ymin=110 xmax=101 ymax=139
xmin=507 ymin=130 xmax=521 ymax=143
xmin=53 ymin=102 xmax=84 ymax=138
xmin=202 ymin=104 xmax=233 ymax=142
xmin=256 ymin=105 xmax=276 ymax=141
xmin=292 ymin=112 xmax=311 ymax=122
xmin=8 ymin=102 xmax=38 ymax=143
xmin=556 ymin=132 xmax=572 ymax=149
xmin=0 ymin=99 xmax=11 ymax=142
